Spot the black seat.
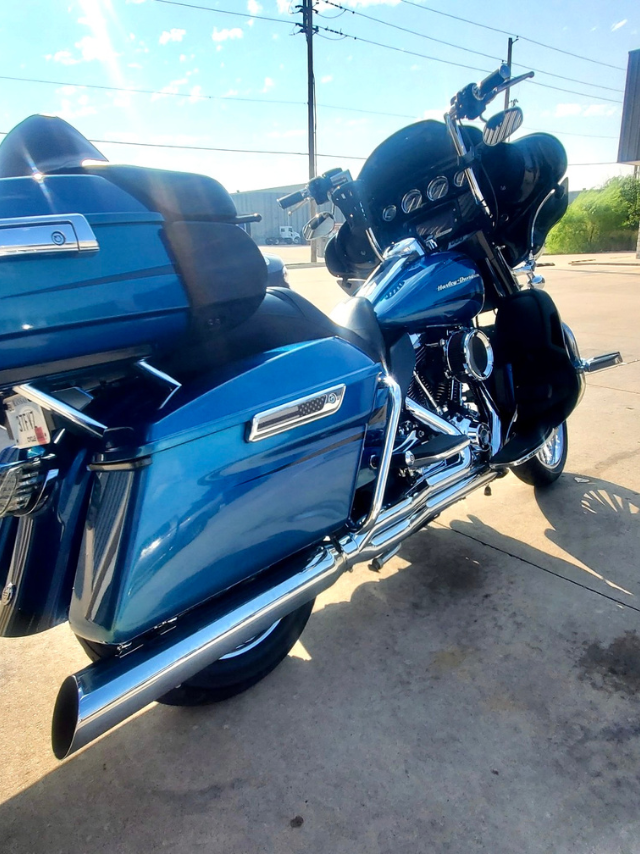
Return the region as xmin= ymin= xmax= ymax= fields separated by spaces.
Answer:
xmin=161 ymin=288 xmax=385 ymax=378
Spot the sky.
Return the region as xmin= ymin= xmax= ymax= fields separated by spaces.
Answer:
xmin=0 ymin=0 xmax=637 ymax=193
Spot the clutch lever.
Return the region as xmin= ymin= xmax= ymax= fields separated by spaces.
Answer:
xmin=490 ymin=71 xmax=534 ymax=102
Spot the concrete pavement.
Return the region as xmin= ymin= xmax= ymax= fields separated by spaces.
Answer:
xmin=1 ymin=256 xmax=639 ymax=854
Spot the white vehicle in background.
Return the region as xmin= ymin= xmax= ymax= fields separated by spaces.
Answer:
xmin=265 ymin=225 xmax=301 ymax=245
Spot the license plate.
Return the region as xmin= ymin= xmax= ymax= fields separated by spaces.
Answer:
xmin=4 ymin=394 xmax=51 ymax=449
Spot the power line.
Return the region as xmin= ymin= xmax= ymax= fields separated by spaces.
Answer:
xmin=521 ymin=126 xmax=619 ymax=140
xmin=399 ymin=0 xmax=625 ymax=71
xmin=318 ymin=0 xmax=501 ymax=64
xmin=0 ymin=73 xmax=417 ymax=120
xmin=314 ymin=23 xmax=622 ymax=104
xmin=320 ymin=0 xmax=623 ymax=94
xmin=0 ymin=73 xmax=621 ymax=139
xmin=0 ymin=130 xmax=366 ymax=160
xmin=0 ymin=131 xmax=622 ymax=168
xmin=150 ymin=0 xmax=291 ymax=27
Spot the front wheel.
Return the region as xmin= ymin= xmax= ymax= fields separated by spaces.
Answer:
xmin=77 ymin=599 xmax=314 ymax=707
xmin=512 ymin=421 xmax=568 ymax=487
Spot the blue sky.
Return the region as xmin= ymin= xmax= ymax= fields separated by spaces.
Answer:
xmin=0 ymin=0 xmax=637 ymax=192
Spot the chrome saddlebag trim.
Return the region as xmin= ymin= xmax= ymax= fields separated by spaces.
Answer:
xmin=248 ymin=383 xmax=346 ymax=442
xmin=0 ymin=213 xmax=99 ymax=257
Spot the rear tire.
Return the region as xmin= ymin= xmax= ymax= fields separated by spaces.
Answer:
xmin=77 ymin=599 xmax=314 ymax=707
xmin=512 ymin=421 xmax=568 ymax=487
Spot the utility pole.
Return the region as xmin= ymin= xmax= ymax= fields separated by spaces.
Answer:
xmin=504 ymin=37 xmax=515 ymax=110
xmin=302 ymin=0 xmax=318 ymax=262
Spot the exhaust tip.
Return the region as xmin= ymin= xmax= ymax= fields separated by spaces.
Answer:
xmin=51 ymin=675 xmax=80 ymax=759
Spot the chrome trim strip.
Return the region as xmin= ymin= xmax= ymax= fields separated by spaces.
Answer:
xmin=136 ymin=360 xmax=182 ymax=409
xmin=0 ymin=214 xmax=99 ymax=257
xmin=13 ymin=384 xmax=107 ymax=439
xmin=248 ymin=384 xmax=346 ymax=442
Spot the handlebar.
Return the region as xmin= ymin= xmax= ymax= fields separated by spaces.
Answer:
xmin=473 ymin=63 xmax=510 ymax=100
xmin=277 ymin=188 xmax=309 ymax=209
xmin=450 ymin=65 xmax=534 ymax=120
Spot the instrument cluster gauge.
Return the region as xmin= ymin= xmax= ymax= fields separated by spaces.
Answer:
xmin=382 ymin=205 xmax=397 ymax=222
xmin=453 ymin=170 xmax=466 ymax=188
xmin=427 ymin=175 xmax=449 ymax=201
xmin=401 ymin=189 xmax=423 ymax=214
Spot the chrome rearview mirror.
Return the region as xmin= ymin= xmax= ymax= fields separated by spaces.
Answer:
xmin=482 ymin=106 xmax=524 ymax=146
xmin=303 ymin=211 xmax=335 ymax=241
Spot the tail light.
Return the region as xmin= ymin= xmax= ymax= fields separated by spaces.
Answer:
xmin=0 ymin=451 xmax=58 ymax=518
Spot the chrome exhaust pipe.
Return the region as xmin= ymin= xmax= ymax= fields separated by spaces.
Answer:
xmin=52 ymin=545 xmax=346 ymax=759
xmin=52 ymin=380 xmax=496 ymax=759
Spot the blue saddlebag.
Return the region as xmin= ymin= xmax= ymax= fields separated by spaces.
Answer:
xmin=69 ymin=336 xmax=380 ymax=645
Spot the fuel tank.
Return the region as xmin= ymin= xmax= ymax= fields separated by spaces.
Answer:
xmin=360 ymin=250 xmax=484 ymax=332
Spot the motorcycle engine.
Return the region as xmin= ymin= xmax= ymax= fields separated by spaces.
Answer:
xmin=408 ymin=327 xmax=495 ymax=455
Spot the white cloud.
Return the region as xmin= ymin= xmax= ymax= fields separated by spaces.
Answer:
xmin=583 ymin=104 xmax=618 ymax=117
xmin=58 ymin=92 xmax=97 ymax=121
xmin=423 ymin=108 xmax=445 ymax=121
xmin=267 ymin=128 xmax=305 ymax=139
xmin=276 ymin=0 xmax=291 ymax=12
xmin=555 ymin=103 xmax=583 ymax=117
xmin=159 ymin=28 xmax=186 ymax=45
xmin=126 ymin=0 xmax=147 ymax=4
xmin=222 ymin=89 xmax=239 ymax=98
xmin=188 ymin=85 xmax=205 ymax=103
xmin=555 ymin=102 xmax=618 ymax=118
xmin=247 ymin=0 xmax=262 ymax=12
xmin=128 ymin=62 xmax=143 ymax=69
xmin=247 ymin=19 xmax=254 ymax=27
xmin=262 ymin=77 xmax=274 ymax=93
xmin=320 ymin=74 xmax=333 ymax=84
xmin=75 ymin=34 xmax=120 ymax=63
xmin=611 ymin=19 xmax=627 ymax=31
xmin=316 ymin=0 xmax=399 ymax=7
xmin=212 ymin=27 xmax=243 ymax=42
xmin=46 ymin=50 xmax=80 ymax=66
xmin=151 ymin=77 xmax=188 ymax=102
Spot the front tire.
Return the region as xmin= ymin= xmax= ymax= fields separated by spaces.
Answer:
xmin=512 ymin=421 xmax=568 ymax=486
xmin=77 ymin=599 xmax=314 ymax=707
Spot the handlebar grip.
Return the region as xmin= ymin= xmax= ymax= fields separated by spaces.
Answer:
xmin=475 ymin=63 xmax=510 ymax=99
xmin=277 ymin=189 xmax=307 ymax=209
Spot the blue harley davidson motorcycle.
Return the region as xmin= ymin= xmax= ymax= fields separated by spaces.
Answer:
xmin=0 ymin=66 xmax=621 ymax=759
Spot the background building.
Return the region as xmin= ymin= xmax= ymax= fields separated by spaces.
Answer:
xmin=231 ymin=185 xmax=342 ymax=246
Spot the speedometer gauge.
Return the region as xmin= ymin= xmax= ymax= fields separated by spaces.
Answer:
xmin=427 ymin=175 xmax=449 ymax=201
xmin=401 ymin=189 xmax=423 ymax=214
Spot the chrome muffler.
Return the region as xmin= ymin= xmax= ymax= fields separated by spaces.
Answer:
xmin=52 ymin=545 xmax=347 ymax=759
xmin=52 ymin=380 xmax=497 ymax=759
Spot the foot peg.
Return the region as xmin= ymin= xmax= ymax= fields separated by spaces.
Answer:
xmin=581 ymin=352 xmax=623 ymax=373
xmin=403 ymin=434 xmax=470 ymax=468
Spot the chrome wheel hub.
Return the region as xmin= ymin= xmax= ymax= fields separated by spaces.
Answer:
xmin=219 ymin=619 xmax=282 ymax=660
xmin=537 ymin=427 xmax=564 ymax=469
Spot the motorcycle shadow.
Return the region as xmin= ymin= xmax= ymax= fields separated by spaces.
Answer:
xmin=2 ymin=472 xmax=640 ymax=853
xmin=444 ymin=470 xmax=640 ymax=606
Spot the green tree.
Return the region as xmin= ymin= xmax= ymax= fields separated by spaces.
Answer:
xmin=545 ymin=175 xmax=640 ymax=254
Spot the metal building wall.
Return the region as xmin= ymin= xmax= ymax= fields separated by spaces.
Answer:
xmin=231 ymin=186 xmax=341 ymax=245
xmin=618 ymin=48 xmax=640 ymax=165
